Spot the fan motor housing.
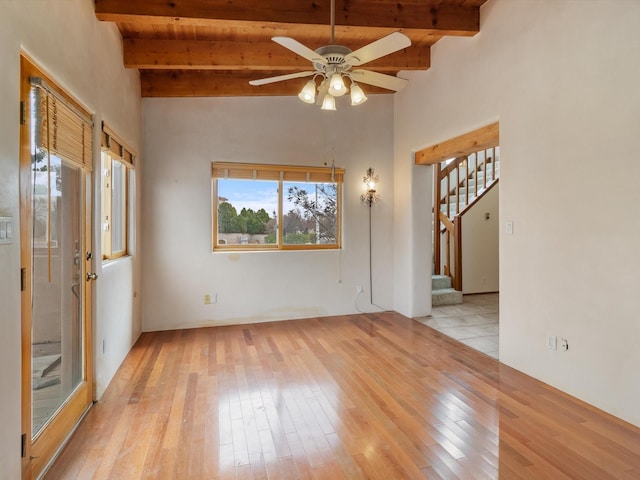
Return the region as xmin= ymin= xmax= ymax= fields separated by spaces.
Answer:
xmin=314 ymin=44 xmax=353 ymax=71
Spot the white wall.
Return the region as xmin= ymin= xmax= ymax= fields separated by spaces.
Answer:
xmin=394 ymin=0 xmax=640 ymax=426
xmin=462 ymin=185 xmax=499 ymax=293
xmin=0 ymin=1 xmax=141 ymax=475
xmin=391 ymin=157 xmax=432 ymax=318
xmin=142 ymin=96 xmax=395 ymax=331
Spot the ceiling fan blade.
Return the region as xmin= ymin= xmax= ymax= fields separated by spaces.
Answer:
xmin=349 ymin=70 xmax=409 ymax=92
xmin=344 ymin=32 xmax=411 ymax=66
xmin=249 ymin=71 xmax=315 ymax=86
xmin=272 ymin=37 xmax=327 ymax=65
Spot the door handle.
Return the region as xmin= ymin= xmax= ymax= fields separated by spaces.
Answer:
xmin=86 ymin=272 xmax=98 ymax=281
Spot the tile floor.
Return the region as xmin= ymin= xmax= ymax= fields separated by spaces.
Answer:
xmin=415 ymin=293 xmax=499 ymax=359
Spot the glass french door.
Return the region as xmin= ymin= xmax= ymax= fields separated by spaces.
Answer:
xmin=29 ymin=155 xmax=85 ymax=432
xmin=20 ymin=55 xmax=94 ymax=479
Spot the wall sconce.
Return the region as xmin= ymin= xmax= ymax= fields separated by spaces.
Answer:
xmin=361 ymin=167 xmax=379 ymax=206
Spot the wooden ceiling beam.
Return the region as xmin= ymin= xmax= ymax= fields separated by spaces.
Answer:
xmin=124 ymin=39 xmax=430 ymax=71
xmin=140 ymin=70 xmax=393 ymax=97
xmin=96 ymin=0 xmax=480 ymax=36
xmin=415 ymin=123 xmax=500 ymax=165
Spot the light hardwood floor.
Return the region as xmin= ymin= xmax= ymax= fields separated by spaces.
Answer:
xmin=45 ymin=312 xmax=640 ymax=479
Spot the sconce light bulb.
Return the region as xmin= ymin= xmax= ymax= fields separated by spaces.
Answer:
xmin=361 ymin=167 xmax=380 ymax=205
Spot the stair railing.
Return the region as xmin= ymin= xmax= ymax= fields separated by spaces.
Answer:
xmin=433 ymin=147 xmax=499 ymax=290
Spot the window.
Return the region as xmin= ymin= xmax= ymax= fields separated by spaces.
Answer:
xmin=101 ymin=124 xmax=135 ymax=260
xmin=212 ymin=162 xmax=344 ymax=251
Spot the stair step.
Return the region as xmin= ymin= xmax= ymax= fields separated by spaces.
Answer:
xmin=467 ymin=178 xmax=491 ymax=188
xmin=440 ymin=205 xmax=465 ymax=217
xmin=432 ymin=274 xmax=452 ymax=290
xmin=442 ymin=168 xmax=500 ymax=194
xmin=448 ymin=194 xmax=467 ymax=204
xmin=442 ymin=183 xmax=497 ymax=209
xmin=459 ymin=187 xmax=475 ymax=197
xmin=432 ymin=288 xmax=463 ymax=306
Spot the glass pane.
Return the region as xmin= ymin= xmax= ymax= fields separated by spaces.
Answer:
xmin=31 ymin=150 xmax=84 ymax=437
xmin=101 ymin=152 xmax=109 ymax=256
xmin=216 ymin=179 xmax=278 ymax=246
xmin=111 ymin=160 xmax=126 ymax=254
xmin=283 ymin=182 xmax=338 ymax=245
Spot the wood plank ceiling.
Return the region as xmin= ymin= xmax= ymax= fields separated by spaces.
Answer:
xmin=94 ymin=0 xmax=488 ymax=97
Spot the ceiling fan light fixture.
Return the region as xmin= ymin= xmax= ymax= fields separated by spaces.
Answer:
xmin=321 ymin=94 xmax=337 ymax=111
xmin=250 ymin=0 xmax=411 ymax=108
xmin=350 ymin=83 xmax=368 ymax=106
xmin=328 ymin=72 xmax=347 ymax=97
xmin=298 ymin=80 xmax=317 ymax=104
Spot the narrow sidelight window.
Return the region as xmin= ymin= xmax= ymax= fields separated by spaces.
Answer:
xmin=101 ymin=124 xmax=135 ymax=260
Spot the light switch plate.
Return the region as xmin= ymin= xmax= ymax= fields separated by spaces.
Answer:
xmin=0 ymin=216 xmax=12 ymax=245
xmin=505 ymin=220 xmax=514 ymax=235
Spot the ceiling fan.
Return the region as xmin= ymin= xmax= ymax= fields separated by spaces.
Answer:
xmin=249 ymin=0 xmax=411 ymax=110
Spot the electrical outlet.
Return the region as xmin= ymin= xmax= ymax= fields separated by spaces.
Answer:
xmin=560 ymin=338 xmax=569 ymax=351
xmin=204 ymin=294 xmax=211 ymax=304
xmin=547 ymin=335 xmax=557 ymax=351
xmin=356 ymin=285 xmax=364 ymax=294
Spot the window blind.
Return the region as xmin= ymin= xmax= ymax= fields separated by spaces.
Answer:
xmin=31 ymin=77 xmax=93 ymax=171
xmin=101 ymin=123 xmax=136 ymax=168
xmin=212 ymin=162 xmax=344 ymax=183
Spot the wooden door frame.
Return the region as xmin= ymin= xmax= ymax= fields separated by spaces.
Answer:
xmin=19 ymin=54 xmax=94 ymax=480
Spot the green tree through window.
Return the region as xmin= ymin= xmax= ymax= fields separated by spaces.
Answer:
xmin=286 ymin=183 xmax=337 ymax=244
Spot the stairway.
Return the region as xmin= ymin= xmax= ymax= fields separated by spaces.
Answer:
xmin=432 ymin=274 xmax=463 ymax=306
xmin=440 ymin=159 xmax=500 ymax=217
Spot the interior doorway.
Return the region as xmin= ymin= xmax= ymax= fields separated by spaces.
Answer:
xmin=415 ymin=123 xmax=501 ymax=358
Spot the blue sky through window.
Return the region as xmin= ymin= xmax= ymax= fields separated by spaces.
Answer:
xmin=217 ymin=179 xmax=278 ymax=216
xmin=217 ymin=179 xmax=327 ymax=218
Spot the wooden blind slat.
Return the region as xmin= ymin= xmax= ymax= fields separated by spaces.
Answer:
xmin=33 ymin=84 xmax=93 ymax=170
xmin=282 ymin=171 xmax=307 ymax=181
xmin=211 ymin=167 xmax=280 ymax=180
xmin=212 ymin=162 xmax=344 ymax=183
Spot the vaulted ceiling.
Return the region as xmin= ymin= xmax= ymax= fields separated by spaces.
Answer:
xmin=94 ymin=0 xmax=488 ymax=97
